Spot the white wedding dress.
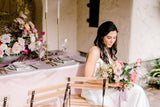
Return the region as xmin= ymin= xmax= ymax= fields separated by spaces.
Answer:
xmin=81 ymin=57 xmax=150 ymax=107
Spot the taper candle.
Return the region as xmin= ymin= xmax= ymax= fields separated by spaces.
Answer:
xmin=45 ymin=0 xmax=48 ymax=12
xmin=58 ymin=0 xmax=60 ymax=18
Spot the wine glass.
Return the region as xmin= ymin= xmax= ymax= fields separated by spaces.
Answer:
xmin=62 ymin=39 xmax=68 ymax=52
xmin=36 ymin=49 xmax=45 ymax=65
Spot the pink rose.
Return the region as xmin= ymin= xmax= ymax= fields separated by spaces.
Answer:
xmin=136 ymin=58 xmax=142 ymax=66
xmin=24 ymin=30 xmax=29 ymax=35
xmin=33 ymin=28 xmax=37 ymax=33
xmin=41 ymin=32 xmax=45 ymax=35
xmin=114 ymin=61 xmax=124 ymax=68
xmin=23 ymin=49 xmax=28 ymax=54
xmin=39 ymin=37 xmax=43 ymax=42
xmin=129 ymin=70 xmax=137 ymax=83
xmin=37 ymin=48 xmax=40 ymax=51
xmin=123 ymin=75 xmax=128 ymax=81
xmin=125 ymin=66 xmax=131 ymax=70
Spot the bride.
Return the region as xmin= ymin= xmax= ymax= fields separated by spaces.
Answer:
xmin=81 ymin=21 xmax=150 ymax=107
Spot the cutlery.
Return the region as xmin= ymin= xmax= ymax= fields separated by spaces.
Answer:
xmin=29 ymin=65 xmax=38 ymax=69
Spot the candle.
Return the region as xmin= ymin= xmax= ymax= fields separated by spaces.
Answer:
xmin=45 ymin=0 xmax=48 ymax=12
xmin=58 ymin=0 xmax=60 ymax=18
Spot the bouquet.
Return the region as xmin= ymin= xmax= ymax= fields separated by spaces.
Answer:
xmin=96 ymin=61 xmax=137 ymax=89
xmin=0 ymin=13 xmax=46 ymax=60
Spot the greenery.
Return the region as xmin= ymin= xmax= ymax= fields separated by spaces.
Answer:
xmin=148 ymin=58 xmax=160 ymax=89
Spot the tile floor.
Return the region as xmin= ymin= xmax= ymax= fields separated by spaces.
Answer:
xmin=144 ymin=86 xmax=160 ymax=107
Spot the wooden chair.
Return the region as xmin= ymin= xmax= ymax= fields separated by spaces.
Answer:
xmin=27 ymin=84 xmax=66 ymax=107
xmin=63 ymin=77 xmax=112 ymax=107
xmin=3 ymin=97 xmax=8 ymax=107
xmin=0 ymin=97 xmax=8 ymax=107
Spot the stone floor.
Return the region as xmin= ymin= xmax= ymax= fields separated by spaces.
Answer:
xmin=143 ymin=86 xmax=160 ymax=107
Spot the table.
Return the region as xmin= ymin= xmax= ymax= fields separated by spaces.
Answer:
xmin=0 ymin=53 xmax=85 ymax=107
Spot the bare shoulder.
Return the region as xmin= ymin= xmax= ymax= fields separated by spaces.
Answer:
xmin=88 ymin=46 xmax=100 ymax=59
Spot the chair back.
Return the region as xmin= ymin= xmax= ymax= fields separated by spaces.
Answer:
xmin=63 ymin=77 xmax=109 ymax=107
xmin=27 ymin=84 xmax=66 ymax=107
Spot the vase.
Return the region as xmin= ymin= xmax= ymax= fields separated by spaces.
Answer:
xmin=1 ymin=55 xmax=20 ymax=63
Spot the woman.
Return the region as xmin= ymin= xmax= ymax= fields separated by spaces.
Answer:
xmin=81 ymin=21 xmax=150 ymax=107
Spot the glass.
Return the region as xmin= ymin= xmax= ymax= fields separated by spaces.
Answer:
xmin=62 ymin=38 xmax=68 ymax=52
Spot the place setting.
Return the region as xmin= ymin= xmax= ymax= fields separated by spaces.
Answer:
xmin=3 ymin=62 xmax=38 ymax=73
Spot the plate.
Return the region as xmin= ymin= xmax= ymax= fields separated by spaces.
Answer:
xmin=4 ymin=62 xmax=32 ymax=72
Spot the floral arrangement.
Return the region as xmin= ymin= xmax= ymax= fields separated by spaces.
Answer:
xmin=0 ymin=13 xmax=46 ymax=61
xmin=96 ymin=61 xmax=137 ymax=89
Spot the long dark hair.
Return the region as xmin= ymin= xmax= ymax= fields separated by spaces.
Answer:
xmin=94 ymin=21 xmax=118 ymax=64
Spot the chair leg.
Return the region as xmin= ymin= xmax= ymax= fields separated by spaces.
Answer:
xmin=3 ymin=97 xmax=7 ymax=107
xmin=30 ymin=90 xmax=35 ymax=107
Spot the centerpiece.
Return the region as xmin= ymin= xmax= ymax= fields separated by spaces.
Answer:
xmin=0 ymin=13 xmax=46 ymax=62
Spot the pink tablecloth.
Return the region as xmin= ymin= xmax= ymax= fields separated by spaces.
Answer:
xmin=0 ymin=62 xmax=85 ymax=107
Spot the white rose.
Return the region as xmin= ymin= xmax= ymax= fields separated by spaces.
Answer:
xmin=30 ymin=34 xmax=35 ymax=43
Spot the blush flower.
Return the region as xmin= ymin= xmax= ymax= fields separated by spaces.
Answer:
xmin=0 ymin=44 xmax=8 ymax=50
xmin=16 ymin=18 xmax=25 ymax=25
xmin=24 ymin=30 xmax=29 ymax=35
xmin=18 ymin=37 xmax=25 ymax=46
xmin=30 ymin=33 xmax=35 ymax=43
xmin=25 ymin=23 xmax=30 ymax=30
xmin=5 ymin=48 xmax=11 ymax=56
xmin=28 ymin=21 xmax=35 ymax=29
xmin=28 ymin=42 xmax=36 ymax=51
xmin=114 ymin=61 xmax=124 ymax=68
xmin=0 ymin=48 xmax=4 ymax=58
xmin=33 ymin=28 xmax=37 ymax=34
xmin=1 ymin=34 xmax=11 ymax=43
xmin=19 ymin=13 xmax=27 ymax=19
xmin=12 ymin=43 xmax=22 ymax=54
xmin=114 ymin=66 xmax=123 ymax=76
xmin=129 ymin=70 xmax=137 ymax=83
xmin=39 ymin=50 xmax=45 ymax=59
